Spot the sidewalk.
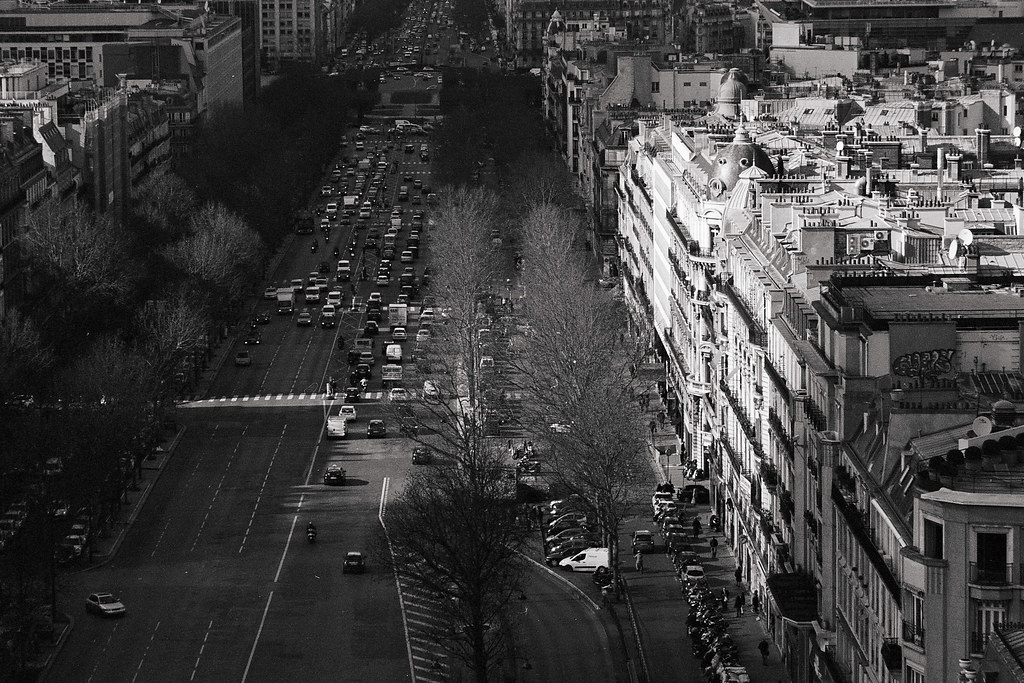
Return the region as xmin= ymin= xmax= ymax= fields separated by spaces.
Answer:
xmin=620 ymin=389 xmax=793 ymax=683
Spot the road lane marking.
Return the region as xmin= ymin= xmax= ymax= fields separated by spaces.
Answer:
xmin=240 ymin=592 xmax=273 ymax=683
xmin=191 ymin=427 xmax=245 ymax=551
xmin=240 ymin=425 xmax=288 ymax=554
xmin=189 ymin=620 xmax=214 ymax=681
xmin=85 ymin=621 xmax=120 ymax=682
xmin=275 ymin=509 xmax=299 ymax=583
xmin=130 ymin=620 xmax=160 ymax=683
xmin=378 ymin=477 xmax=417 ymax=682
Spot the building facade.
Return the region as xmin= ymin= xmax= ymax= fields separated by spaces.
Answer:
xmin=616 ymin=68 xmax=1024 ymax=683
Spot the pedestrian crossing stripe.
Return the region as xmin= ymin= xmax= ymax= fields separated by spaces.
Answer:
xmin=178 ymin=391 xmax=384 ymax=408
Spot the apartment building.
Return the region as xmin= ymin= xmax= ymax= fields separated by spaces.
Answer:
xmin=617 ymin=68 xmax=1024 ymax=683
xmin=260 ymin=0 xmax=328 ymax=68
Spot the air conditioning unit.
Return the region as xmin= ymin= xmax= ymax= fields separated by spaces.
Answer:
xmin=874 ymin=230 xmax=887 ymax=241
xmin=860 ymin=237 xmax=876 ymax=251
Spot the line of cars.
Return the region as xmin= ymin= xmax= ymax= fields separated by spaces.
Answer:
xmin=541 ymin=497 xmax=609 ymax=572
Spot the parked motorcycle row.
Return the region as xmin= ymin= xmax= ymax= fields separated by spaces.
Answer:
xmin=685 ymin=580 xmax=749 ymax=682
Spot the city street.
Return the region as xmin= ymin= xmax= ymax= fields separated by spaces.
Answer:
xmin=48 ymin=407 xmax=411 ymax=682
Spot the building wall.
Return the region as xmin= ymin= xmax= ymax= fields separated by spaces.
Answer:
xmin=771 ymin=46 xmax=860 ymax=81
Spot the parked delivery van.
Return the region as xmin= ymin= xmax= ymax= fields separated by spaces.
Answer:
xmin=559 ymin=548 xmax=609 ymax=572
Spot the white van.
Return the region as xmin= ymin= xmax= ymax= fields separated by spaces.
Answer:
xmin=304 ymin=286 xmax=321 ymax=303
xmin=359 ymin=202 xmax=372 ymax=219
xmin=386 ymin=344 xmax=403 ymax=363
xmin=559 ymin=548 xmax=609 ymax=573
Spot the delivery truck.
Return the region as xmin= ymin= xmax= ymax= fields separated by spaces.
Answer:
xmin=276 ymin=289 xmax=294 ymax=314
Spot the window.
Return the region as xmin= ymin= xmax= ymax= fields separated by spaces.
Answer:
xmin=804 ymin=108 xmax=814 ymax=115
xmin=683 ymin=81 xmax=691 ymax=86
xmin=976 ymin=531 xmax=1008 ymax=582
xmin=923 ymin=518 xmax=943 ymax=559
xmin=974 ymin=600 xmax=1007 ymax=652
xmin=651 ymin=81 xmax=659 ymax=93
xmin=905 ymin=665 xmax=925 ymax=683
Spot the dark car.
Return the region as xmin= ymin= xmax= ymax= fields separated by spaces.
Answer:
xmin=343 ymin=551 xmax=366 ymax=574
xmin=352 ymin=364 xmax=371 ymax=381
xmin=347 ymin=349 xmax=361 ymax=365
xmin=364 ymin=321 xmax=379 ymax=336
xmin=254 ymin=311 xmax=271 ymax=324
xmin=681 ymin=484 xmax=710 ymax=504
xmin=323 ymin=464 xmax=346 ymax=485
xmin=545 ymin=539 xmax=592 ymax=566
xmin=412 ymin=446 xmax=432 ymax=464
xmin=345 ymin=386 xmax=362 ymax=402
xmin=632 ymin=530 xmax=656 ymax=554
xmin=244 ymin=330 xmax=262 ymax=345
xmin=367 ymin=419 xmax=387 ymax=438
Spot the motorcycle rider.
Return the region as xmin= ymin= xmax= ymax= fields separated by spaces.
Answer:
xmin=311 ymin=239 xmax=318 ymax=253
xmin=307 ymin=521 xmax=317 ymax=538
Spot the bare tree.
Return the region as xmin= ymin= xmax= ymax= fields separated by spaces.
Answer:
xmin=0 ymin=310 xmax=53 ymax=404
xmin=20 ymin=201 xmax=136 ymax=302
xmin=161 ymin=202 xmax=264 ymax=310
xmin=134 ymin=296 xmax=209 ymax=416
xmin=385 ymin=446 xmax=525 ymax=682
xmin=512 ymin=202 xmax=652 ymax=591
xmin=129 ymin=171 xmax=200 ymax=242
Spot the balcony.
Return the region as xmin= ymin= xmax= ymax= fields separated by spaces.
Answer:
xmin=969 ymin=561 xmax=1014 ymax=585
xmin=764 ymin=357 xmax=790 ymax=403
xmin=833 ymin=485 xmax=901 ymax=601
xmin=720 ymin=379 xmax=766 ymax=459
xmin=665 ymin=209 xmax=695 ymax=251
xmin=902 ymin=620 xmax=925 ymax=650
xmin=802 ymin=394 xmax=828 ymax=433
xmin=881 ymin=638 xmax=902 ymax=671
xmin=971 ymin=631 xmax=988 ymax=654
xmin=768 ymin=406 xmax=796 ymax=460
xmin=722 ymin=283 xmax=768 ymax=347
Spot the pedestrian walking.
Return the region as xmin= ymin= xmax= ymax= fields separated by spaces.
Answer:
xmin=734 ymin=592 xmax=745 ymax=618
xmin=657 ymin=410 xmax=666 ymax=429
xmin=709 ymin=536 xmax=719 ymax=559
xmin=721 ymin=587 xmax=729 ymax=609
xmin=735 ymin=565 xmax=743 ymax=584
xmin=634 ymin=551 xmax=645 ymax=574
xmin=692 ymin=517 xmax=702 ymax=538
xmin=758 ymin=639 xmax=770 ymax=664
xmin=752 ymin=591 xmax=761 ymax=614
xmin=648 ymin=419 xmax=657 ymax=438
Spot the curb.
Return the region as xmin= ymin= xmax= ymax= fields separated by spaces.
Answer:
xmin=618 ymin=577 xmax=650 ymax=683
xmin=80 ymin=424 xmax=187 ymax=572
xmin=517 ymin=551 xmax=600 ymax=613
xmin=35 ymin=612 xmax=73 ymax=683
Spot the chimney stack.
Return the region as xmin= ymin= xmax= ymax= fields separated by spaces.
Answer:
xmin=976 ymin=128 xmax=991 ymax=167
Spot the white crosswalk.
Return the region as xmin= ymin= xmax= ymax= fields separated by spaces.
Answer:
xmin=178 ymin=392 xmax=384 ymax=408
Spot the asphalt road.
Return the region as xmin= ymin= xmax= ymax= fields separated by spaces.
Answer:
xmin=48 ymin=406 xmax=412 ymax=682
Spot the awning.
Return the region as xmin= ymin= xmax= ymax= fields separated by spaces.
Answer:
xmin=766 ymin=573 xmax=819 ymax=624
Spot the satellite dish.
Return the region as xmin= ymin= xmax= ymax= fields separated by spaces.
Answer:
xmin=958 ymin=228 xmax=974 ymax=246
xmin=836 ymin=141 xmax=845 ymax=153
xmin=948 ymin=239 xmax=960 ymax=260
xmin=972 ymin=416 xmax=994 ymax=437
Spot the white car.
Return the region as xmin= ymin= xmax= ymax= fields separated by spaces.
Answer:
xmin=85 ymin=592 xmax=126 ymax=617
xmin=339 ymin=405 xmax=357 ymax=422
xmin=392 ymin=327 xmax=407 ymax=341
xmin=416 ymin=329 xmax=431 ymax=343
xmin=389 ymin=388 xmax=409 ymax=402
xmin=683 ymin=565 xmax=706 ymax=585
